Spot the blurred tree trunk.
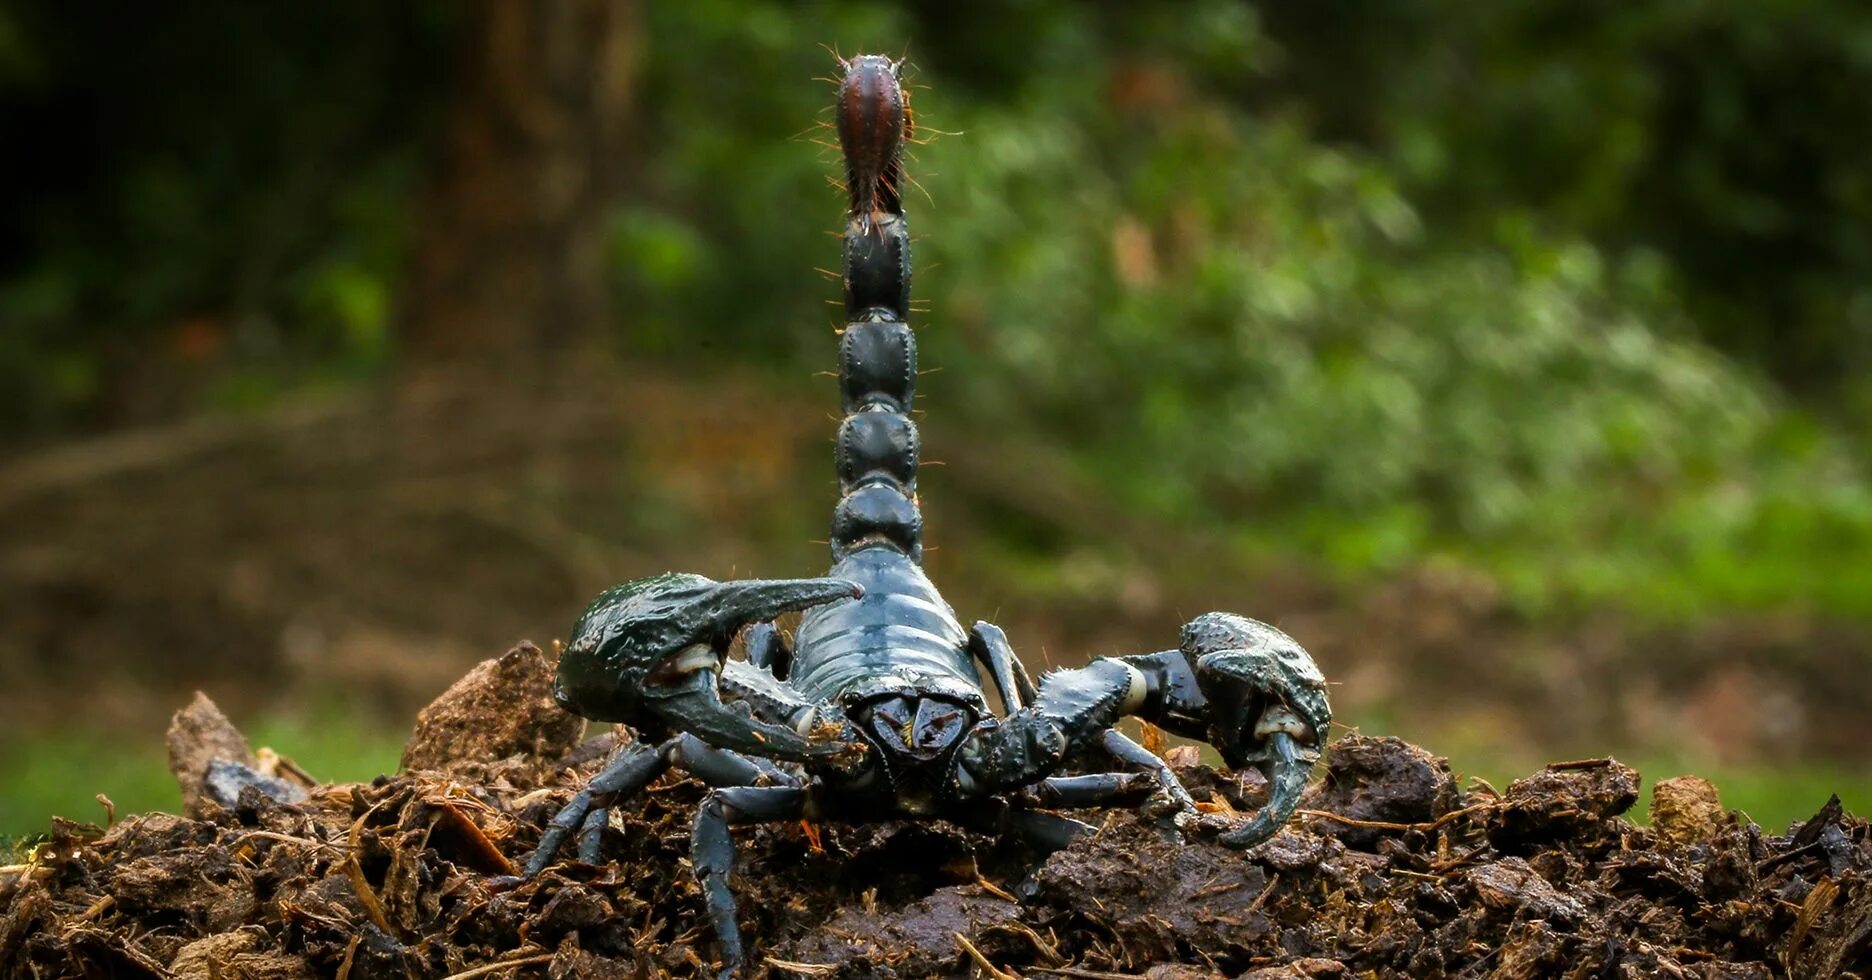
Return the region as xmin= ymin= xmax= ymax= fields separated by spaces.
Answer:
xmin=401 ymin=0 xmax=640 ymax=365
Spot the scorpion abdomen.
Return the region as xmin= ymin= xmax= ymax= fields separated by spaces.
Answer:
xmin=791 ymin=547 xmax=980 ymax=706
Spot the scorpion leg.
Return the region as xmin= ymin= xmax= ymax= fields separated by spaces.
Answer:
xmin=742 ymin=621 xmax=792 ymax=679
xmin=946 ymin=796 xmax=1098 ymax=857
xmin=1017 ymin=732 xmax=1195 ymax=834
xmin=1024 ymin=772 xmax=1151 ymax=808
xmin=1098 ymin=728 xmax=1199 ymax=823
xmin=692 ymin=784 xmax=810 ymax=980
xmin=506 ymin=733 xmax=799 ymax=882
xmin=676 ymin=730 xmax=796 ymax=787
xmin=956 ymin=614 xmax=1328 ymax=850
xmin=576 ymin=808 xmax=608 ymax=865
xmin=968 ymin=621 xmax=1037 ymax=712
xmin=1006 ymin=808 xmax=1096 ymax=854
xmin=1017 ymin=729 xmax=1198 ymax=816
xmin=506 ymin=736 xmax=673 ymax=881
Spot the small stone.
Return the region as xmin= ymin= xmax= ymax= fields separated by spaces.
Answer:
xmin=205 ymin=759 xmax=307 ymax=808
xmin=170 ymin=932 xmax=314 ymax=980
xmin=1144 ymin=965 xmax=1225 ymax=980
xmin=1650 ymin=776 xmax=1725 ymax=845
xmin=1236 ymin=959 xmax=1344 ymax=979
xmin=779 ymin=885 xmax=1019 ymax=975
xmin=1252 ymin=828 xmax=1331 ymax=873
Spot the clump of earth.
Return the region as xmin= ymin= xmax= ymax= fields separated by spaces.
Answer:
xmin=3 ymin=644 xmax=1867 ymax=978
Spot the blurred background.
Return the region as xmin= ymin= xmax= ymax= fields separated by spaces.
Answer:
xmin=2 ymin=0 xmax=1869 ymax=836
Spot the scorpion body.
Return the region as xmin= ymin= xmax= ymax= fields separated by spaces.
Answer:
xmin=509 ymin=55 xmax=1333 ymax=979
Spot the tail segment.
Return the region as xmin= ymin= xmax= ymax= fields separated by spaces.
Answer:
xmin=830 ymin=55 xmax=922 ymax=564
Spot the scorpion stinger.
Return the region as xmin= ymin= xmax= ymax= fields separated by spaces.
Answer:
xmin=507 ymin=53 xmax=1333 ymax=979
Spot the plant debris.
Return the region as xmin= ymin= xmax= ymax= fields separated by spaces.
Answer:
xmin=4 ymin=651 xmax=1869 ymax=978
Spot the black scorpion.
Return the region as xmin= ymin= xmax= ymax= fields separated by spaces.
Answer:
xmin=507 ymin=54 xmax=1333 ymax=978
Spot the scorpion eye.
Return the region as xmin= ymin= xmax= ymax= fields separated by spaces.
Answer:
xmin=908 ymin=700 xmax=967 ymax=759
xmin=863 ymin=696 xmax=916 ymax=751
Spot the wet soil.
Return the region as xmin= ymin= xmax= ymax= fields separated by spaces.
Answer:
xmin=3 ymin=648 xmax=1868 ymax=979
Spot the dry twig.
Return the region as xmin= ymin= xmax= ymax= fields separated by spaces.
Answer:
xmin=955 ymin=931 xmax=1020 ymax=980
xmin=438 ymin=952 xmax=556 ymax=980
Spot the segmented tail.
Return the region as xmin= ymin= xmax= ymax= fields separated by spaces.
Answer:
xmin=830 ymin=55 xmax=922 ymax=563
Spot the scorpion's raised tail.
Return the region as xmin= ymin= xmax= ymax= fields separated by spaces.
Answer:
xmin=830 ymin=55 xmax=923 ymax=564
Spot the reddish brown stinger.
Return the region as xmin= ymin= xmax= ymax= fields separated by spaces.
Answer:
xmin=835 ymin=54 xmax=911 ymax=230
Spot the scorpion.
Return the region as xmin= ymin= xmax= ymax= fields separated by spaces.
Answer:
xmin=507 ymin=54 xmax=1332 ymax=978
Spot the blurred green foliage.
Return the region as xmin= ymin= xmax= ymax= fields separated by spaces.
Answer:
xmin=0 ymin=705 xmax=405 ymax=845
xmin=1257 ymin=0 xmax=1872 ymax=396
xmin=4 ymin=0 xmax=1872 ymax=619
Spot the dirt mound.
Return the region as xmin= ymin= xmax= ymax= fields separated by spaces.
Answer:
xmin=3 ymin=651 xmax=1869 ymax=979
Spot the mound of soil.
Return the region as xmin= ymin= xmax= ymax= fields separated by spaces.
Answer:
xmin=3 ymin=647 xmax=1868 ymax=979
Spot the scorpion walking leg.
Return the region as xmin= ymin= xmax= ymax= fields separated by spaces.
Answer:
xmin=1008 ymin=808 xmax=1097 ymax=853
xmin=675 ymin=731 xmax=794 ymax=787
xmin=1098 ymin=729 xmax=1198 ymax=817
xmin=575 ymin=808 xmax=609 ymax=865
xmin=575 ymin=734 xmax=796 ymax=865
xmin=514 ymin=737 xmax=672 ymax=879
xmin=741 ymin=621 xmax=792 ymax=680
xmin=1024 ymin=772 xmax=1151 ymax=808
xmin=968 ymin=621 xmax=1037 ymax=711
xmin=947 ymin=798 xmax=1097 ymax=856
xmin=513 ymin=734 xmax=797 ymax=880
xmin=692 ymin=784 xmax=810 ymax=979
xmin=1016 ymin=731 xmax=1196 ymax=832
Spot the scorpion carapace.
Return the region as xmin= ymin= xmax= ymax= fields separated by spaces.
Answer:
xmin=511 ymin=54 xmax=1333 ymax=979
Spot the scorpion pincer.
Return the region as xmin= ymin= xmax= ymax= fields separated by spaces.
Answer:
xmin=501 ymin=53 xmax=1333 ymax=978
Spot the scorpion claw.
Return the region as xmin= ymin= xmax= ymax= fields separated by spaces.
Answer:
xmin=556 ymin=573 xmax=865 ymax=764
xmin=1218 ymin=731 xmax=1313 ymax=849
xmin=1182 ymin=613 xmax=1329 ymax=768
xmin=691 ymin=578 xmax=865 ymax=637
xmin=1180 ymin=613 xmax=1330 ymax=850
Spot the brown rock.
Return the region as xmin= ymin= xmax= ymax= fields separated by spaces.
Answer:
xmin=1488 ymin=921 xmax=1565 ymax=979
xmin=165 ymin=692 xmax=255 ymax=817
xmin=1301 ymin=734 xmax=1463 ymax=849
xmin=400 ymin=640 xmax=585 ymax=773
xmin=1650 ymin=775 xmax=1725 ymax=845
xmin=1487 ymin=759 xmax=1640 ymax=851
xmin=779 ymin=885 xmax=1020 ymax=975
